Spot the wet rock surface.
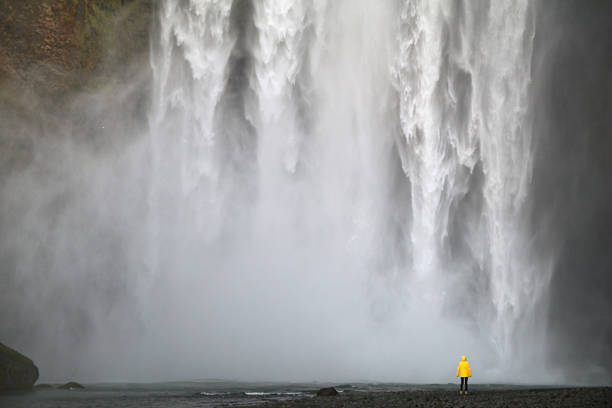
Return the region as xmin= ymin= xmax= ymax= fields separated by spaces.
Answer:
xmin=315 ymin=386 xmax=338 ymax=396
xmin=256 ymin=387 xmax=612 ymax=408
xmin=0 ymin=342 xmax=39 ymax=391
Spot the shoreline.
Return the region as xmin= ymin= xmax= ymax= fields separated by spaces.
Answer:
xmin=1 ymin=382 xmax=610 ymax=407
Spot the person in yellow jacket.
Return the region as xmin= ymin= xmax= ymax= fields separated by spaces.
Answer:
xmin=456 ymin=355 xmax=472 ymax=395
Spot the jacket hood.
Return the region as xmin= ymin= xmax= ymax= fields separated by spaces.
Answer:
xmin=461 ymin=356 xmax=467 ymax=361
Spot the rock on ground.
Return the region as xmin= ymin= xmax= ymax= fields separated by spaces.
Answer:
xmin=58 ymin=381 xmax=85 ymax=390
xmin=316 ymin=387 xmax=339 ymax=396
xmin=0 ymin=342 xmax=39 ymax=392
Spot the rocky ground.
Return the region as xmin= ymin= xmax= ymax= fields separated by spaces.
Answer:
xmin=253 ymin=388 xmax=612 ymax=408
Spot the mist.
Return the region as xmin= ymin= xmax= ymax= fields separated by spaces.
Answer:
xmin=0 ymin=0 xmax=611 ymax=385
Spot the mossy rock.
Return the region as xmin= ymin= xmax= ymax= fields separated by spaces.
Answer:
xmin=0 ymin=0 xmax=153 ymax=98
xmin=0 ymin=342 xmax=39 ymax=392
xmin=58 ymin=381 xmax=85 ymax=390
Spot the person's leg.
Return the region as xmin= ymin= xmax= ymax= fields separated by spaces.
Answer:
xmin=465 ymin=377 xmax=468 ymax=393
xmin=460 ymin=377 xmax=465 ymax=391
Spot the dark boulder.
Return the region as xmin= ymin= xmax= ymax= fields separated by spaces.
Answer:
xmin=0 ymin=342 xmax=39 ymax=391
xmin=58 ymin=381 xmax=84 ymax=390
xmin=316 ymin=386 xmax=339 ymax=396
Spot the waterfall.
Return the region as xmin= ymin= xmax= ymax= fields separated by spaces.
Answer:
xmin=393 ymin=0 xmax=541 ymax=365
xmin=147 ymin=0 xmax=547 ymax=380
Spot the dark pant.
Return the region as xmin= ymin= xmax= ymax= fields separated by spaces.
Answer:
xmin=460 ymin=377 xmax=468 ymax=391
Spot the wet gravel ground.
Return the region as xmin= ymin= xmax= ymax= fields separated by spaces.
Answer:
xmin=251 ymin=387 xmax=612 ymax=408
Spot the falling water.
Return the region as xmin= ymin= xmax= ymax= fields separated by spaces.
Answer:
xmin=393 ymin=0 xmax=541 ymax=367
xmin=144 ymin=0 xmax=546 ymax=381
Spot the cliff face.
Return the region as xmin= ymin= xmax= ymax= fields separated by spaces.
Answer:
xmin=0 ymin=0 xmax=154 ymax=178
xmin=0 ymin=0 xmax=153 ymax=98
xmin=0 ymin=342 xmax=39 ymax=391
xmin=0 ymin=3 xmax=155 ymax=376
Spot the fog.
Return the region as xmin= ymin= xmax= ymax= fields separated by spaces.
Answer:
xmin=0 ymin=0 xmax=611 ymax=385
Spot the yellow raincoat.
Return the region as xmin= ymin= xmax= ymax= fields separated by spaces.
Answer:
xmin=456 ymin=356 xmax=472 ymax=378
